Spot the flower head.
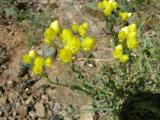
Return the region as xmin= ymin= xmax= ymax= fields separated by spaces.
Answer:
xmin=119 ymin=12 xmax=132 ymax=21
xmin=65 ymin=36 xmax=81 ymax=54
xmin=45 ymin=57 xmax=53 ymax=68
xmin=118 ymin=31 xmax=127 ymax=43
xmin=29 ymin=50 xmax=37 ymax=58
xmin=61 ymin=29 xmax=73 ymax=44
xmin=32 ymin=65 xmax=43 ymax=75
xmin=129 ymin=23 xmax=137 ymax=32
xmin=50 ymin=20 xmax=60 ymax=34
xmin=104 ymin=3 xmax=113 ymax=16
xmin=127 ymin=38 xmax=139 ymax=49
xmin=113 ymin=44 xmax=123 ymax=59
xmin=98 ymin=0 xmax=118 ymax=16
xmin=81 ymin=37 xmax=96 ymax=51
xmin=119 ymin=54 xmax=129 ymax=63
xmin=44 ymin=27 xmax=56 ymax=45
xmin=72 ymin=22 xmax=79 ymax=32
xmin=78 ymin=22 xmax=89 ymax=37
xmin=34 ymin=56 xmax=45 ymax=67
xmin=22 ymin=54 xmax=32 ymax=64
xmin=59 ymin=48 xmax=73 ymax=63
xmin=98 ymin=2 xmax=105 ymax=9
xmin=127 ymin=31 xmax=137 ymax=40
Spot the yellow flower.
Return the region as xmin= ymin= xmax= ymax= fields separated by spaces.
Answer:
xmin=45 ymin=57 xmax=53 ymax=67
xmin=61 ymin=29 xmax=73 ymax=44
xmin=113 ymin=44 xmax=123 ymax=59
xmin=98 ymin=2 xmax=104 ymax=9
xmin=104 ymin=4 xmax=113 ymax=16
xmin=50 ymin=20 xmax=60 ymax=34
xmin=111 ymin=1 xmax=118 ymax=9
xmin=78 ymin=26 xmax=87 ymax=37
xmin=121 ymin=26 xmax=129 ymax=34
xmin=34 ymin=56 xmax=45 ymax=67
xmin=119 ymin=54 xmax=129 ymax=63
xmin=119 ymin=12 xmax=132 ymax=21
xmin=127 ymin=38 xmax=139 ymax=49
xmin=129 ymin=23 xmax=137 ymax=32
xmin=71 ymin=22 xmax=79 ymax=32
xmin=32 ymin=65 xmax=43 ymax=75
xmin=22 ymin=54 xmax=32 ymax=64
xmin=65 ymin=36 xmax=81 ymax=54
xmin=102 ymin=0 xmax=109 ymax=7
xmin=98 ymin=0 xmax=118 ymax=16
xmin=82 ymin=22 xmax=89 ymax=30
xmin=81 ymin=37 xmax=96 ymax=51
xmin=78 ymin=22 xmax=89 ymax=37
xmin=127 ymin=31 xmax=137 ymax=40
xmin=28 ymin=50 xmax=37 ymax=58
xmin=44 ymin=27 xmax=56 ymax=45
xmin=59 ymin=48 xmax=73 ymax=63
xmin=118 ymin=31 xmax=127 ymax=43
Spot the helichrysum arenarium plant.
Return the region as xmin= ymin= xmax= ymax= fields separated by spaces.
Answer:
xmin=22 ymin=20 xmax=96 ymax=76
xmin=98 ymin=0 xmax=140 ymax=63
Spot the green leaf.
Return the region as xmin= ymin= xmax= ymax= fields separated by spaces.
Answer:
xmin=5 ymin=7 xmax=17 ymax=17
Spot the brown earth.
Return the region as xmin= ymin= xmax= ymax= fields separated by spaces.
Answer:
xmin=0 ymin=25 xmax=28 ymax=84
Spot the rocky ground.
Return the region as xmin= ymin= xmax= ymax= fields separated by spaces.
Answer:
xmin=0 ymin=0 xmax=159 ymax=119
xmin=0 ymin=0 xmax=112 ymax=119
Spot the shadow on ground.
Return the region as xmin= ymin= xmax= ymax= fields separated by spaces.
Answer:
xmin=119 ymin=92 xmax=160 ymax=120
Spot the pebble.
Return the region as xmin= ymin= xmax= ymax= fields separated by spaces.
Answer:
xmin=49 ymin=0 xmax=56 ymax=5
xmin=16 ymin=105 xmax=28 ymax=117
xmin=29 ymin=110 xmax=37 ymax=118
xmin=41 ymin=0 xmax=48 ymax=5
xmin=0 ymin=97 xmax=7 ymax=106
xmin=8 ymin=90 xmax=18 ymax=101
xmin=25 ymin=96 xmax=33 ymax=105
xmin=34 ymin=102 xmax=45 ymax=117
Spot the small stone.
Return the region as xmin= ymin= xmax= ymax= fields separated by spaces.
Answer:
xmin=29 ymin=111 xmax=36 ymax=118
xmin=0 ymin=97 xmax=7 ymax=106
xmin=49 ymin=0 xmax=56 ymax=5
xmin=0 ymin=110 xmax=4 ymax=117
xmin=8 ymin=90 xmax=18 ymax=101
xmin=42 ymin=95 xmax=49 ymax=103
xmin=7 ymin=80 xmax=15 ymax=88
xmin=34 ymin=102 xmax=45 ymax=117
xmin=41 ymin=0 xmax=48 ymax=5
xmin=32 ymin=79 xmax=50 ymax=89
xmin=16 ymin=105 xmax=28 ymax=117
xmin=53 ymin=102 xmax=61 ymax=113
xmin=47 ymin=110 xmax=53 ymax=117
xmin=25 ymin=96 xmax=33 ymax=105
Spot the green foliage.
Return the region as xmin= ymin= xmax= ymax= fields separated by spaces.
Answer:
xmin=70 ymin=29 xmax=160 ymax=119
xmin=24 ymin=9 xmax=53 ymax=47
xmin=25 ymin=34 xmax=37 ymax=48
xmin=70 ymin=0 xmax=160 ymax=119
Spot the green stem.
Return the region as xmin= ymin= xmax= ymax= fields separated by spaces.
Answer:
xmin=43 ymin=72 xmax=92 ymax=94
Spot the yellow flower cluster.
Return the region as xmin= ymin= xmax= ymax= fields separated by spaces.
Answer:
xmin=113 ymin=45 xmax=129 ymax=63
xmin=22 ymin=50 xmax=53 ymax=75
xmin=59 ymin=22 xmax=96 ymax=63
xmin=119 ymin=12 xmax=132 ymax=21
xmin=22 ymin=20 xmax=96 ymax=75
xmin=98 ymin=0 xmax=118 ymax=16
xmin=114 ymin=23 xmax=139 ymax=63
xmin=98 ymin=0 xmax=133 ymax=22
xmin=97 ymin=0 xmax=139 ymax=63
xmin=44 ymin=20 xmax=60 ymax=45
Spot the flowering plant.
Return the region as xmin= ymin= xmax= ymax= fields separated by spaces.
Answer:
xmin=22 ymin=20 xmax=96 ymax=76
xmin=98 ymin=0 xmax=140 ymax=63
